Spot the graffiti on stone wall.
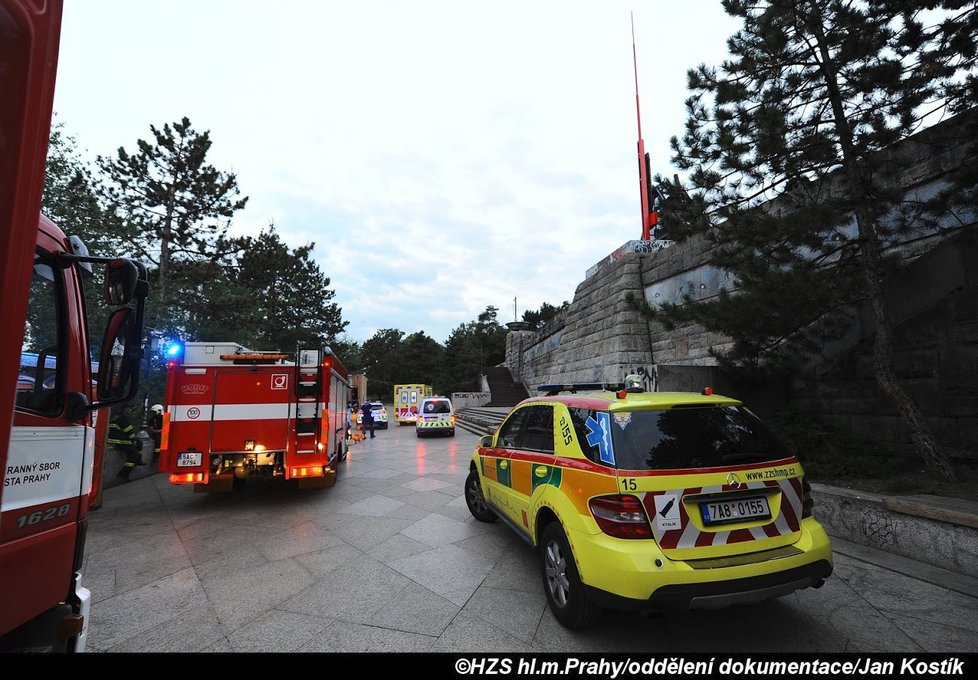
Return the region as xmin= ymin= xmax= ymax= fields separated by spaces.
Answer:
xmin=586 ymin=239 xmax=674 ymax=279
xmin=624 ymin=365 xmax=658 ymax=392
xmin=645 ymin=264 xmax=736 ymax=309
xmin=861 ymin=509 xmax=897 ymax=548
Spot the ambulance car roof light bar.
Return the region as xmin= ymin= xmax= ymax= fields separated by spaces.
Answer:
xmin=538 ymin=383 xmax=635 ymax=396
xmin=538 ymin=383 xmax=604 ymax=395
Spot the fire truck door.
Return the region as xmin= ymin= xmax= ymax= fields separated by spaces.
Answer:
xmin=212 ymin=370 xmax=291 ymax=453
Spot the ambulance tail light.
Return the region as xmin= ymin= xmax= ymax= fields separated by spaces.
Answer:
xmin=291 ymin=466 xmax=323 ymax=478
xmin=169 ymin=472 xmax=204 ymax=484
xmin=588 ymin=495 xmax=653 ymax=539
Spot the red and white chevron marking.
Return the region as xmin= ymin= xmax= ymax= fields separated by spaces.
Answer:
xmin=641 ymin=478 xmax=804 ymax=550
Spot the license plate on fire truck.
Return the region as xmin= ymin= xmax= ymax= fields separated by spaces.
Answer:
xmin=177 ymin=452 xmax=202 ymax=467
xmin=700 ymin=496 xmax=771 ymax=525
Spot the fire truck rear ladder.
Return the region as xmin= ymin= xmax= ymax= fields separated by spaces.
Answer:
xmin=294 ymin=348 xmax=322 ymax=456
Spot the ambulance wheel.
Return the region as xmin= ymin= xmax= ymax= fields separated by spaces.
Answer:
xmin=464 ymin=470 xmax=496 ymax=523
xmin=540 ymin=522 xmax=600 ymax=629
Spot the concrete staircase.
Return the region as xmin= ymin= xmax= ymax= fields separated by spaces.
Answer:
xmin=455 ymin=407 xmax=509 ymax=437
xmin=482 ymin=366 xmax=529 ymax=407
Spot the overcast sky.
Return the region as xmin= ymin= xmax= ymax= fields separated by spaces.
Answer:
xmin=52 ymin=1 xmax=739 ymax=345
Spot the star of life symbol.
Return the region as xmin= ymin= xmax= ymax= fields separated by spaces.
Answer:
xmin=585 ymin=412 xmax=614 ymax=465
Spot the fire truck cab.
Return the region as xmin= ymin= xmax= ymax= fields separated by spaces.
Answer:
xmin=1 ymin=0 xmax=150 ymax=652
xmin=161 ymin=343 xmax=351 ymax=491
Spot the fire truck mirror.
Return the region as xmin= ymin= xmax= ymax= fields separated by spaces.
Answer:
xmin=103 ymin=259 xmax=139 ymax=305
xmin=97 ymin=308 xmax=138 ymax=401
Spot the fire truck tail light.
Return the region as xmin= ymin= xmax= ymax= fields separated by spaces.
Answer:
xmin=169 ymin=473 xmax=204 ymax=484
xmin=291 ymin=466 xmax=323 ymax=478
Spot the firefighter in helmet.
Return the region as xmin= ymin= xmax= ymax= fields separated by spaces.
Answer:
xmin=108 ymin=403 xmax=141 ymax=481
xmin=147 ymin=404 xmax=164 ymax=463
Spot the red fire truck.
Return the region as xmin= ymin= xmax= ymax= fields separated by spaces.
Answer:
xmin=1 ymin=0 xmax=150 ymax=651
xmin=161 ymin=342 xmax=351 ymax=491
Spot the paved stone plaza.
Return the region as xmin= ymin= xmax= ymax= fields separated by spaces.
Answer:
xmin=83 ymin=427 xmax=978 ymax=652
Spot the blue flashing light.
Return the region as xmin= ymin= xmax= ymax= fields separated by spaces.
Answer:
xmin=164 ymin=341 xmax=184 ymax=359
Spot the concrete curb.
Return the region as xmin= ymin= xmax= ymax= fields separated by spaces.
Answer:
xmin=831 ymin=536 xmax=978 ymax=599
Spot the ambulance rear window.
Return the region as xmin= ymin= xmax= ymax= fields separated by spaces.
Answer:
xmin=612 ymin=406 xmax=788 ymax=471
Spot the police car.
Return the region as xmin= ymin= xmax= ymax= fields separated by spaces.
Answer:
xmin=464 ymin=376 xmax=833 ymax=628
xmin=369 ymin=402 xmax=389 ymax=429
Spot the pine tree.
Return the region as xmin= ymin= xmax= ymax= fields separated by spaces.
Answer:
xmin=230 ymin=226 xmax=347 ymax=351
xmin=98 ymin=117 xmax=248 ymax=326
xmin=660 ymin=0 xmax=977 ymax=481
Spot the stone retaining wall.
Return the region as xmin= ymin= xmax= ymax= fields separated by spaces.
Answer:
xmin=812 ymin=484 xmax=978 ymax=578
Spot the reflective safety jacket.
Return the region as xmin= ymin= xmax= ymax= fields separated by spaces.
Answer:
xmin=108 ymin=412 xmax=137 ymax=447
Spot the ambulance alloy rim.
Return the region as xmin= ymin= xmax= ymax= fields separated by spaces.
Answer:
xmin=544 ymin=538 xmax=571 ymax=607
xmin=466 ymin=473 xmax=491 ymax=515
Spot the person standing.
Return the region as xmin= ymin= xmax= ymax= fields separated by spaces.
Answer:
xmin=108 ymin=403 xmax=141 ymax=481
xmin=360 ymin=401 xmax=375 ymax=439
xmin=147 ymin=404 xmax=164 ymax=463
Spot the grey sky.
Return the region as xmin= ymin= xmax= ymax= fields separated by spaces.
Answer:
xmin=53 ymin=1 xmax=738 ymax=344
